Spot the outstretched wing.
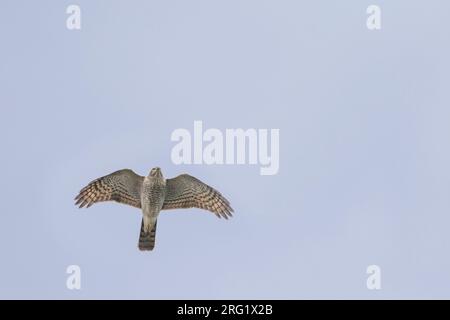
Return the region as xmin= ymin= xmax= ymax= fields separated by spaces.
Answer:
xmin=75 ymin=169 xmax=144 ymax=209
xmin=162 ymin=174 xmax=234 ymax=219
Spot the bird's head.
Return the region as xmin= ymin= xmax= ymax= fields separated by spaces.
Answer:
xmin=149 ymin=167 xmax=163 ymax=178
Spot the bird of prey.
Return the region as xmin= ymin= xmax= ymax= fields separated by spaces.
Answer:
xmin=74 ymin=167 xmax=233 ymax=251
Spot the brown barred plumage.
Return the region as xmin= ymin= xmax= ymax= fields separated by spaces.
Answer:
xmin=138 ymin=219 xmax=157 ymax=251
xmin=163 ymin=174 xmax=233 ymax=219
xmin=74 ymin=168 xmax=234 ymax=251
xmin=74 ymin=169 xmax=144 ymax=209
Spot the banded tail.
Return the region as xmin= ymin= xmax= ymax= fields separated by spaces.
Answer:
xmin=138 ymin=219 xmax=157 ymax=251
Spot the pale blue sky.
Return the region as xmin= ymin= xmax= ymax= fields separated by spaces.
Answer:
xmin=1 ymin=0 xmax=450 ymax=299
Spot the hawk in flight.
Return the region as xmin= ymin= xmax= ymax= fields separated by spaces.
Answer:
xmin=74 ymin=167 xmax=233 ymax=251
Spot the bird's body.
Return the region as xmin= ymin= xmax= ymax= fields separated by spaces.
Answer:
xmin=140 ymin=168 xmax=166 ymax=250
xmin=74 ymin=167 xmax=233 ymax=251
xmin=141 ymin=169 xmax=166 ymax=231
